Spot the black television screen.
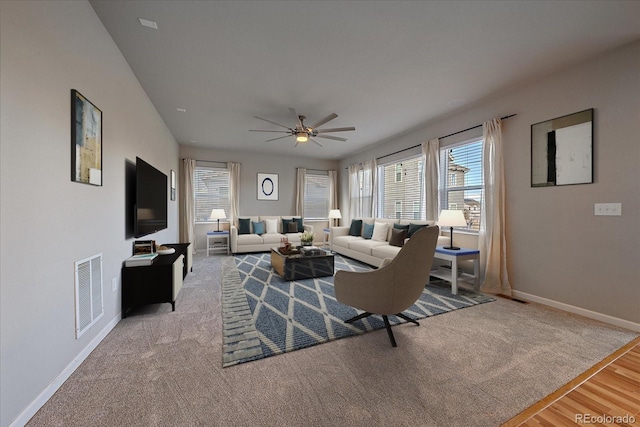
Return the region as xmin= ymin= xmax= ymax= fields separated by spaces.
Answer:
xmin=135 ymin=157 xmax=168 ymax=237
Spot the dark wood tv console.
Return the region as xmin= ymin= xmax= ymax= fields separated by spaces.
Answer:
xmin=121 ymin=243 xmax=192 ymax=318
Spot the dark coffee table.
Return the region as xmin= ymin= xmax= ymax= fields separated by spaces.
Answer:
xmin=270 ymin=247 xmax=334 ymax=281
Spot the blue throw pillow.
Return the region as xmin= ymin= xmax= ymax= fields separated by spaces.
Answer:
xmin=348 ymin=219 xmax=362 ymax=236
xmin=238 ymin=218 xmax=251 ymax=235
xmin=362 ymin=223 xmax=374 ymax=239
xmin=252 ymin=221 xmax=265 ymax=235
xmin=407 ymin=223 xmax=428 ymax=237
xmin=394 ymin=223 xmax=410 ymax=231
xmin=294 ymin=217 xmax=304 ymax=232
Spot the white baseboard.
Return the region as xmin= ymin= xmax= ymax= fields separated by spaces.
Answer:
xmin=512 ymin=290 xmax=640 ymax=333
xmin=9 ymin=314 xmax=121 ymax=427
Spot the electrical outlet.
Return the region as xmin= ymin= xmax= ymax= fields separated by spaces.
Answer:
xmin=112 ymin=277 xmax=118 ymax=292
xmin=594 ymin=203 xmax=622 ymax=216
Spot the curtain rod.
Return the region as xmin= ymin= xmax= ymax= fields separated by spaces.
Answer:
xmin=184 ymin=159 xmax=241 ymax=166
xmin=376 ymin=114 xmax=516 ymax=161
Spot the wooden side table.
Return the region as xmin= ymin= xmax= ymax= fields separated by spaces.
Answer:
xmin=429 ymin=246 xmax=480 ymax=295
xmin=207 ymin=231 xmax=229 ymax=256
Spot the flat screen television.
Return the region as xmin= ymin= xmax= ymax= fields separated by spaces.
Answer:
xmin=134 ymin=157 xmax=168 ymax=237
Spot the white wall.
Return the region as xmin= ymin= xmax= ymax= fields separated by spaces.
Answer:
xmin=0 ymin=2 xmax=179 ymax=426
xmin=340 ymin=40 xmax=640 ymax=326
xmin=179 ymin=145 xmax=338 ymax=251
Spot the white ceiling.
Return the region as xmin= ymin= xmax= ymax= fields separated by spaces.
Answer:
xmin=89 ymin=0 xmax=640 ymax=160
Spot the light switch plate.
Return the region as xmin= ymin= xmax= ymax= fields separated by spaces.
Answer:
xmin=594 ymin=203 xmax=622 ymax=216
xmin=112 ymin=277 xmax=118 ymax=292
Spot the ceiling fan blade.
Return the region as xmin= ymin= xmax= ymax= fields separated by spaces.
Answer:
xmin=310 ymin=137 xmax=324 ymax=147
xmin=265 ymin=135 xmax=292 ymax=142
xmin=316 ymin=126 xmax=356 ymax=133
xmin=289 ymin=107 xmax=304 ymax=129
xmin=254 ymin=116 xmax=292 ymax=130
xmin=309 ymin=113 xmax=338 ymax=129
xmin=249 ymin=130 xmax=291 ymax=133
xmin=316 ymin=134 xmax=347 ymax=142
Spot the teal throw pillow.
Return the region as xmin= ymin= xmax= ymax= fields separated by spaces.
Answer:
xmin=252 ymin=221 xmax=265 ymax=235
xmin=407 ymin=223 xmax=428 ymax=237
xmin=348 ymin=219 xmax=362 ymax=236
xmin=362 ymin=223 xmax=374 ymax=239
xmin=238 ymin=218 xmax=251 ymax=235
xmin=393 ymin=223 xmax=410 ymax=231
xmin=294 ymin=217 xmax=304 ymax=232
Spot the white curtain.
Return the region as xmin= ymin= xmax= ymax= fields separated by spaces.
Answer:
xmin=228 ymin=162 xmax=241 ymax=227
xmin=180 ymin=158 xmax=196 ymax=253
xmin=348 ymin=160 xmax=377 ymax=220
xmin=328 ymin=169 xmax=338 ymax=214
xmin=295 ymin=168 xmax=306 ymax=217
xmin=348 ymin=164 xmax=359 ymax=221
xmin=422 ymin=138 xmax=440 ymax=221
xmin=361 ymin=159 xmax=377 ymax=217
xmin=479 ymin=118 xmax=511 ymax=295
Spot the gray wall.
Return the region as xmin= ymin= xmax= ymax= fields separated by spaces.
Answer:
xmin=0 ymin=2 xmax=179 ymax=426
xmin=340 ymin=40 xmax=640 ymax=325
xmin=179 ymin=145 xmax=339 ymax=250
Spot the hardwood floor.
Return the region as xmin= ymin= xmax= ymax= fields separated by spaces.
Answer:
xmin=503 ymin=337 xmax=640 ymax=426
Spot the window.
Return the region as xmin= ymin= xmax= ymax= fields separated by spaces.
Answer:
xmin=304 ymin=173 xmax=330 ymax=219
xmin=377 ymin=156 xmax=424 ymax=220
xmin=194 ymin=167 xmax=230 ymax=222
xmin=440 ymin=138 xmax=483 ymax=231
xmin=395 ymin=201 xmax=402 ymax=219
xmin=395 ymin=163 xmax=403 ymax=182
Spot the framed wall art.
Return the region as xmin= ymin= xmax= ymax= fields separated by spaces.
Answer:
xmin=257 ymin=173 xmax=278 ymax=201
xmin=71 ymin=89 xmax=102 ymax=186
xmin=531 ymin=108 xmax=593 ymax=187
xmin=170 ymin=170 xmax=176 ymax=201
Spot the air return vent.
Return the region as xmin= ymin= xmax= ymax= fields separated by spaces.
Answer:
xmin=74 ymin=253 xmax=104 ymax=338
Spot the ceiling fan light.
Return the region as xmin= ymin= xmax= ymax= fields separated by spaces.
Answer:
xmin=296 ymin=132 xmax=308 ymax=142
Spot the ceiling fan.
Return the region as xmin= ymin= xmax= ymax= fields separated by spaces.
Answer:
xmin=250 ymin=107 xmax=355 ymax=147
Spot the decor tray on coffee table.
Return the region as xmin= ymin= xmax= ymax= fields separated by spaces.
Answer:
xmin=270 ymin=246 xmax=334 ymax=281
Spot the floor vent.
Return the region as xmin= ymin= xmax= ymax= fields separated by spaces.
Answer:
xmin=74 ymin=253 xmax=104 ymax=339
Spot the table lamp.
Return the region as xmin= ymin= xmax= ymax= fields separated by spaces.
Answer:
xmin=209 ymin=209 xmax=227 ymax=232
xmin=437 ymin=210 xmax=467 ymax=250
xmin=328 ymin=209 xmax=342 ymax=227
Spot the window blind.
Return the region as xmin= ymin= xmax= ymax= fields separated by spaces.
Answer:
xmin=194 ymin=167 xmax=230 ymax=222
xmin=304 ymin=173 xmax=330 ymax=219
xmin=439 ymin=138 xmax=483 ymax=231
xmin=377 ymin=155 xmax=424 ymax=220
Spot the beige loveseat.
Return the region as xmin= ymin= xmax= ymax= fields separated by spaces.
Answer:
xmin=230 ymin=215 xmax=315 ymax=254
xmin=330 ymin=218 xmax=448 ymax=267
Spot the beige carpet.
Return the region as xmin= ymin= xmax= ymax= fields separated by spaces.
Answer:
xmin=27 ymin=254 xmax=638 ymax=426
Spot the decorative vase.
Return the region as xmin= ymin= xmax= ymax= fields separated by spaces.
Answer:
xmin=301 ymin=241 xmax=312 ymax=247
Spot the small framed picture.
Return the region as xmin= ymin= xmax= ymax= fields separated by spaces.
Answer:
xmin=170 ymin=170 xmax=176 ymax=201
xmin=133 ymin=240 xmax=155 ymax=255
xmin=257 ymin=173 xmax=278 ymax=201
xmin=71 ymin=89 xmax=102 ymax=186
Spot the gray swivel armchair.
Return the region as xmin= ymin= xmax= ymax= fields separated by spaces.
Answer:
xmin=334 ymin=226 xmax=439 ymax=347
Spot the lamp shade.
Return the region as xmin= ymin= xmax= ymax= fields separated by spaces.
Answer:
xmin=437 ymin=210 xmax=466 ymax=228
xmin=209 ymin=209 xmax=227 ymax=220
xmin=328 ymin=209 xmax=342 ymax=219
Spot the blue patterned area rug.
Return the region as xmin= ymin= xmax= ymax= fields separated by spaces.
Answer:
xmin=221 ymin=252 xmax=494 ymax=367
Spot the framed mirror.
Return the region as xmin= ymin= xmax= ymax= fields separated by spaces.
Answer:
xmin=531 ymin=109 xmax=593 ymax=187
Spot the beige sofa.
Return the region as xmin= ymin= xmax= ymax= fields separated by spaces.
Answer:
xmin=230 ymin=215 xmax=314 ymax=254
xmin=330 ymin=218 xmax=448 ymax=267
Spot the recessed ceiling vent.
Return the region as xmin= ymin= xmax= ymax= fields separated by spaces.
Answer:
xmin=74 ymin=253 xmax=104 ymax=339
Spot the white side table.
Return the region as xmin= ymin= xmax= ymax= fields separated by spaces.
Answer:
xmin=207 ymin=231 xmax=229 ymax=256
xmin=429 ymin=246 xmax=480 ymax=295
xmin=322 ymin=228 xmax=330 ymax=248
